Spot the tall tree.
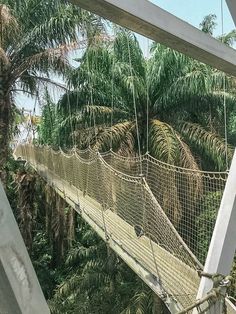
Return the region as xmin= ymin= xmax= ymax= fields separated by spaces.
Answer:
xmin=47 ymin=30 xmax=235 ymax=171
xmin=200 ymin=13 xmax=236 ymax=45
xmin=0 ymin=0 xmax=103 ymax=180
xmin=200 ymin=14 xmax=217 ymax=35
xmin=49 ymin=221 xmax=170 ymax=314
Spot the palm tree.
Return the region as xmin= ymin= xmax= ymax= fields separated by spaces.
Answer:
xmin=200 ymin=14 xmax=217 ymax=35
xmin=49 ymin=220 xmax=169 ymax=314
xmin=0 ymin=0 xmax=103 ymax=181
xmin=38 ymin=89 xmax=58 ymax=146
xmin=37 ymin=28 xmax=236 ymax=253
xmin=200 ymin=14 xmax=236 ymax=45
xmin=51 ymin=30 xmax=235 ymax=171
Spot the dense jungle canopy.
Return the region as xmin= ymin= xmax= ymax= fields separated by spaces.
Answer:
xmin=1 ymin=0 xmax=236 ymax=313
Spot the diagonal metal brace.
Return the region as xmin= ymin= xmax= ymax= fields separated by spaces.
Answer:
xmin=0 ymin=181 xmax=50 ymax=314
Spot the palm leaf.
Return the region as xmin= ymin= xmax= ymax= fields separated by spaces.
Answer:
xmin=175 ymin=133 xmax=200 ymax=170
xmin=179 ymin=121 xmax=234 ymax=170
xmin=149 ymin=119 xmax=179 ymax=164
xmin=94 ymin=121 xmax=135 ymax=153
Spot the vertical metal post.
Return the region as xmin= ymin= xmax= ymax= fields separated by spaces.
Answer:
xmin=226 ymin=0 xmax=236 ymax=27
xmin=196 ymin=149 xmax=236 ymax=313
xmin=0 ymin=181 xmax=50 ymax=314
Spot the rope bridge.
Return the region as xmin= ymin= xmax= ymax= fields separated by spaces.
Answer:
xmin=14 ymin=144 xmax=235 ymax=313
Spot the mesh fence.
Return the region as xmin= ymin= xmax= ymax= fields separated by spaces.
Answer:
xmin=14 ymin=144 xmax=229 ymax=310
xmin=101 ymin=151 xmax=228 ymax=264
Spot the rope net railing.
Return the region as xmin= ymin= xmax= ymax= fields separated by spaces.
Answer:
xmin=101 ymin=150 xmax=228 ymax=265
xmin=14 ymin=144 xmax=229 ymax=310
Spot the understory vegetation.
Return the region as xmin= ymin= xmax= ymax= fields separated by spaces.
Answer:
xmin=6 ymin=159 xmax=170 ymax=313
xmin=1 ymin=0 xmax=236 ymax=312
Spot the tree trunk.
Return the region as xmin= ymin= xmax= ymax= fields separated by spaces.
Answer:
xmin=0 ymin=12 xmax=10 ymax=185
xmin=65 ymin=207 xmax=75 ymax=250
xmin=0 ymin=95 xmax=10 ymax=185
xmin=15 ymin=170 xmax=36 ymax=253
xmin=51 ymin=194 xmax=65 ymax=267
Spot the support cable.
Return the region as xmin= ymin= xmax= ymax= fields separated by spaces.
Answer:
xmin=126 ymin=32 xmax=143 ymax=175
xmin=75 ymin=81 xmax=80 ymax=148
xmin=221 ymin=0 xmax=229 ymax=170
xmin=84 ymin=33 xmax=109 ymax=240
xmin=110 ymin=36 xmax=115 ymax=150
xmin=145 ymin=38 xmax=150 ymax=179
xmin=32 ymin=92 xmax=38 ymax=141
xmin=126 ymin=31 xmax=163 ymax=290
xmin=146 ymin=37 xmax=150 ymax=154
xmin=83 ymin=35 xmax=94 ymax=195
xmin=67 ymin=87 xmax=76 ymax=148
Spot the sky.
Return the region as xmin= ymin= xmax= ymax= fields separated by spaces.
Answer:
xmin=153 ymin=0 xmax=234 ymax=33
xmin=139 ymin=0 xmax=235 ymax=54
xmin=18 ymin=0 xmax=235 ymax=114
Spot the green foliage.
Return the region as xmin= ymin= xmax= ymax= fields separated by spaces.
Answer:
xmin=31 ymin=232 xmax=59 ymax=299
xmin=229 ymin=114 xmax=236 ymax=146
xmin=38 ymin=90 xmax=58 ymax=146
xmin=196 ymin=191 xmax=223 ymax=263
xmin=7 ymin=156 xmax=169 ymax=313
xmin=49 ymin=219 xmax=168 ymax=314
xmin=1 ymin=0 xmax=103 ymax=73
xmin=41 ymin=28 xmax=236 ymax=170
xmin=200 ymin=14 xmax=217 ymax=35
xmin=0 ymin=0 xmax=104 ymax=172
xmin=5 ymin=156 xmax=22 ymax=212
xmin=179 ymin=122 xmax=234 ymax=170
xmin=6 ymin=8 xmax=236 ymax=313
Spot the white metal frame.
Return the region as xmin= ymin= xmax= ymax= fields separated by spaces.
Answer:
xmin=0 ymin=181 xmax=50 ymax=314
xmin=70 ymin=0 xmax=236 ymax=76
xmin=196 ymin=150 xmax=236 ymax=312
xmin=226 ymin=0 xmax=236 ymax=26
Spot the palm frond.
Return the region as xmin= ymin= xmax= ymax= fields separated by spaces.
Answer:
xmin=12 ymin=45 xmax=74 ymax=80
xmin=66 ymin=245 xmax=99 ymax=266
xmin=199 ymin=14 xmax=217 ymax=35
xmin=94 ymin=121 xmax=135 ymax=153
xmin=82 ymin=105 xmax=127 ymax=117
xmin=149 ymin=119 xmax=179 ymax=164
xmin=0 ymin=4 xmax=18 ymax=46
xmin=175 ymin=134 xmax=200 ymax=170
xmin=179 ymin=121 xmax=234 ymax=170
xmin=120 ymin=288 xmax=154 ymax=314
xmin=56 ymin=273 xmax=81 ymax=299
xmin=25 ymin=75 xmax=67 ymax=92
xmin=217 ymin=30 xmax=236 ymax=46
xmin=0 ymin=47 xmax=9 ymax=66
xmin=114 ymin=30 xmax=146 ymax=79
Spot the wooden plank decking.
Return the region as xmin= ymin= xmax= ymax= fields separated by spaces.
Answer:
xmin=34 ymin=163 xmax=200 ymax=313
xmin=13 ymin=148 xmax=236 ymax=313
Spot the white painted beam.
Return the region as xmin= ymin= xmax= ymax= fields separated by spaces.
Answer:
xmin=0 ymin=182 xmax=50 ymax=314
xmin=70 ymin=0 xmax=236 ymax=77
xmin=196 ymin=150 xmax=236 ymax=313
xmin=226 ymin=0 xmax=236 ymax=27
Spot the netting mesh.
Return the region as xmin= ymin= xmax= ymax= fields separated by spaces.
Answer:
xmin=14 ymin=144 xmax=229 ymax=310
xmin=101 ymin=151 xmax=227 ymax=264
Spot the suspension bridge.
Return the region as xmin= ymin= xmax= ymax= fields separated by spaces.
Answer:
xmin=13 ymin=144 xmax=236 ymax=313
xmin=1 ymin=0 xmax=236 ymax=313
